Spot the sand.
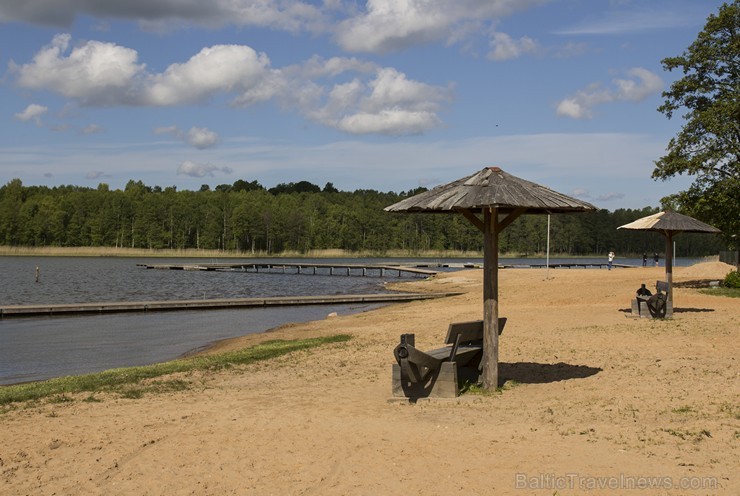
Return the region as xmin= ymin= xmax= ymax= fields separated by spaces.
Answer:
xmin=1 ymin=262 xmax=738 ymax=495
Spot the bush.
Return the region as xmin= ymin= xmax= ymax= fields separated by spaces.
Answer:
xmin=724 ymin=270 xmax=740 ymax=288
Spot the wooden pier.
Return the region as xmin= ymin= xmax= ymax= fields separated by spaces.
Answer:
xmin=137 ymin=262 xmax=439 ymax=278
xmin=0 ymin=292 xmax=460 ymax=319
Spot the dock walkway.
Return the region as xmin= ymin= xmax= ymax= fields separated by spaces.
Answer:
xmin=0 ymin=292 xmax=459 ymax=318
xmin=137 ymin=262 xmax=439 ymax=277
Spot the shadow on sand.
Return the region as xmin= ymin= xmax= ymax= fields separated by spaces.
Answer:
xmin=617 ymin=307 xmax=714 ymax=314
xmin=673 ymin=307 xmax=715 ymax=313
xmin=673 ymin=279 xmax=722 ymax=288
xmin=498 ymin=362 xmax=601 ymax=386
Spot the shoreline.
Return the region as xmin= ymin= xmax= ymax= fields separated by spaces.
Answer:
xmin=179 ymin=301 xmax=391 ymax=360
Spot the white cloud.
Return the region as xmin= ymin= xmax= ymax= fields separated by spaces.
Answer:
xmin=11 ymin=34 xmax=145 ymax=106
xmin=336 ymin=110 xmax=441 ymax=136
xmin=487 ymin=32 xmax=538 ymax=61
xmin=2 ymin=1 xmax=557 ymax=57
xmin=571 ymin=187 xmax=591 ymax=199
xmin=154 ymin=126 xmax=219 ymax=149
xmin=187 ymin=127 xmax=219 ymax=149
xmin=143 ymin=44 xmax=276 ymax=106
xmin=177 ymin=161 xmax=233 ymax=178
xmin=0 ymin=0 xmax=327 ymax=33
xmin=85 ymin=171 xmax=109 ymax=180
xmin=556 ymin=98 xmax=588 ymax=119
xmin=300 ymin=67 xmax=452 ymax=135
xmin=13 ymin=36 xmax=451 ymax=136
xmin=596 ymin=192 xmax=625 ymax=201
xmin=556 ymin=68 xmax=663 ymax=119
xmin=335 ymin=0 xmax=548 ymax=53
xmin=614 ymin=68 xmax=663 ymax=101
xmin=14 ymin=103 xmax=48 ymax=125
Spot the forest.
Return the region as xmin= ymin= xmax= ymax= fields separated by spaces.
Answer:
xmin=0 ymin=178 xmax=725 ymax=257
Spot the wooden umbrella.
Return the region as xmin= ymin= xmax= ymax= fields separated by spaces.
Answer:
xmin=618 ymin=211 xmax=721 ymax=315
xmin=385 ymin=167 xmax=596 ymax=390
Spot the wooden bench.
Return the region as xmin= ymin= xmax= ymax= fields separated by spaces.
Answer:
xmin=631 ymin=280 xmax=671 ymax=318
xmin=391 ymin=318 xmax=506 ymax=399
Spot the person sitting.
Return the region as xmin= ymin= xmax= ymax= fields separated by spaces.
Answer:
xmin=636 ymin=284 xmax=652 ymax=297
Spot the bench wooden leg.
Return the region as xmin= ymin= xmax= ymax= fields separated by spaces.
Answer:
xmin=429 ymin=362 xmax=459 ymax=398
xmin=391 ymin=361 xmax=462 ymax=398
xmin=391 ymin=364 xmax=405 ymax=397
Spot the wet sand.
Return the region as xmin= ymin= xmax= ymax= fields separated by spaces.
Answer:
xmin=1 ymin=262 xmax=738 ymax=495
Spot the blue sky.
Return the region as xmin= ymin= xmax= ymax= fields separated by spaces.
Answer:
xmin=0 ymin=0 xmax=726 ymax=209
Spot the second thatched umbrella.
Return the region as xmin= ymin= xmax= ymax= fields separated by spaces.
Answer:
xmin=618 ymin=210 xmax=721 ymax=315
xmin=385 ymin=167 xmax=596 ymax=390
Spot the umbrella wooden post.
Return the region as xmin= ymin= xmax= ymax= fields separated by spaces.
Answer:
xmin=481 ymin=208 xmax=500 ymax=390
xmin=665 ymin=232 xmax=674 ymax=313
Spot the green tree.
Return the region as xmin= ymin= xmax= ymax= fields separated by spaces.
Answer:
xmin=653 ymin=1 xmax=739 ymax=246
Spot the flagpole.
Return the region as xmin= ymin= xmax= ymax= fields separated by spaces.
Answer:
xmin=546 ymin=214 xmax=551 ymax=279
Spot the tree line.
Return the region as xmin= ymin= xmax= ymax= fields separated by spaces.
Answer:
xmin=0 ymin=178 xmax=725 ymax=258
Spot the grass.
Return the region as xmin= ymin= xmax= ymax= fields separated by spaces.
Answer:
xmin=460 ymin=379 xmax=521 ymax=395
xmin=661 ymin=427 xmax=712 ymax=442
xmin=698 ymin=287 xmax=740 ymax=298
xmin=0 ymin=334 xmax=351 ymax=407
xmin=672 ymin=405 xmax=696 ymax=414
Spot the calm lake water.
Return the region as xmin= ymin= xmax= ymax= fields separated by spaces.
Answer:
xmin=0 ymin=255 xmax=704 ymax=385
xmin=0 ymin=256 xmax=424 ymax=385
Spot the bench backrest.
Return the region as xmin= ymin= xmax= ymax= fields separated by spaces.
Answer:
xmin=656 ymin=280 xmax=669 ymax=294
xmin=444 ymin=318 xmax=507 ymax=345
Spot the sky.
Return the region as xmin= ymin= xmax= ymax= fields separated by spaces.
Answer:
xmin=0 ymin=0 xmax=727 ymax=209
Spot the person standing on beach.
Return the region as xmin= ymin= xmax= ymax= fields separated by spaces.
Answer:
xmin=654 ymin=252 xmax=660 ymax=266
xmin=643 ymin=253 xmax=647 ymax=267
xmin=608 ymin=251 xmax=615 ymax=270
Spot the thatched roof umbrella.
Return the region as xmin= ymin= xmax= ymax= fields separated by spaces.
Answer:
xmin=618 ymin=211 xmax=720 ymax=315
xmin=385 ymin=167 xmax=596 ymax=390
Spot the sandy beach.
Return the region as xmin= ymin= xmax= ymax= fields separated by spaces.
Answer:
xmin=1 ymin=262 xmax=738 ymax=495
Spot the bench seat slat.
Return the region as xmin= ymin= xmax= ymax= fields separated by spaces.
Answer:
xmin=425 ymin=344 xmax=481 ymax=361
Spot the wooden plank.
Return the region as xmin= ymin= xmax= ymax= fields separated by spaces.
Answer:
xmin=0 ymin=292 xmax=461 ymax=318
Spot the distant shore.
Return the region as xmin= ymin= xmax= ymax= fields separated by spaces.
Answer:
xmin=0 ymin=245 xmax=484 ymax=259
xmin=0 ymin=245 xmax=718 ymax=260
